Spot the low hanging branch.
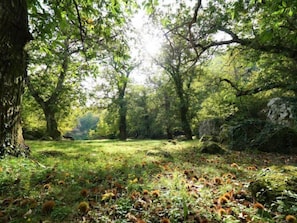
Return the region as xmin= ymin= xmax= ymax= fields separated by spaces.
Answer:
xmin=220 ymin=78 xmax=297 ymax=97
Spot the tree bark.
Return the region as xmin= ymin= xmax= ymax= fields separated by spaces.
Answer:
xmin=174 ymin=75 xmax=193 ymax=140
xmin=0 ymin=0 xmax=31 ymax=157
xmin=118 ymin=94 xmax=127 ymax=141
xmin=164 ymin=92 xmax=173 ymax=139
xmin=43 ymin=106 xmax=61 ymax=140
xmin=179 ymin=97 xmax=193 ymax=140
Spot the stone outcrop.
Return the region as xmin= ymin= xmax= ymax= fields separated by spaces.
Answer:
xmin=267 ymin=97 xmax=297 ymax=128
xmin=198 ymin=119 xmax=223 ymax=140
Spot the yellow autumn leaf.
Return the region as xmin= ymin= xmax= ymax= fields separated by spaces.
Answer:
xmin=129 ymin=178 xmax=138 ymax=184
xmin=101 ymin=192 xmax=115 ymax=201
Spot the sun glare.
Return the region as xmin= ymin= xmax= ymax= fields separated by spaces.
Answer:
xmin=143 ymin=35 xmax=162 ymax=57
xmin=131 ymin=10 xmax=164 ymax=59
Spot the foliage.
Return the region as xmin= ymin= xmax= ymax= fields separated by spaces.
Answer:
xmin=22 ymin=0 xmax=297 ymax=142
xmin=157 ymin=30 xmax=201 ymax=140
xmin=95 ymin=109 xmax=119 ymax=139
xmin=22 ymin=0 xmax=139 ymax=141
xmin=69 ymin=112 xmax=99 ymax=140
xmin=250 ymin=166 xmax=297 ymax=215
xmin=126 ymin=83 xmax=178 ymax=139
xmin=90 ymin=21 xmax=140 ymax=140
xmin=221 ymin=119 xmax=297 ymax=154
xmin=0 ymin=140 xmax=296 ymax=222
xmin=22 ymin=90 xmax=47 ymax=137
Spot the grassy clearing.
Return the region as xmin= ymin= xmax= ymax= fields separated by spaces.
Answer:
xmin=0 ymin=139 xmax=297 ymax=222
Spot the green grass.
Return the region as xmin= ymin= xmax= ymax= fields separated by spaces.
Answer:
xmin=0 ymin=139 xmax=296 ymax=222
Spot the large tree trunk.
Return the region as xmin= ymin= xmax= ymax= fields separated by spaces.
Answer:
xmin=0 ymin=0 xmax=31 ymax=157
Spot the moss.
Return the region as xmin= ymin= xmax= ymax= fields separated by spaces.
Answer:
xmin=249 ymin=166 xmax=297 ymax=206
xmin=222 ymin=120 xmax=297 ymax=154
xmin=200 ymin=142 xmax=226 ymax=154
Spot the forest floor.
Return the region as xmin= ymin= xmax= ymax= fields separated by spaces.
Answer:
xmin=0 ymin=139 xmax=297 ymax=223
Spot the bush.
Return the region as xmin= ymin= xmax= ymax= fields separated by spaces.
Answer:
xmin=220 ymin=120 xmax=297 ymax=154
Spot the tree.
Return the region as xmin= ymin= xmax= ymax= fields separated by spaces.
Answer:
xmin=26 ymin=37 xmax=85 ymax=140
xmin=145 ymin=76 xmax=180 ymax=139
xmin=156 ymin=30 xmax=201 ymax=140
xmin=126 ymin=84 xmax=168 ymax=139
xmin=0 ymin=0 xmax=31 ymax=157
xmin=26 ymin=0 xmax=134 ymax=140
xmin=185 ymin=0 xmax=297 ymax=97
xmin=1 ymin=0 xmax=137 ymax=155
xmin=101 ymin=43 xmax=139 ymax=140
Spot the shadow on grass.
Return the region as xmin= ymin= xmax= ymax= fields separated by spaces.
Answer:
xmin=3 ymin=139 xmax=297 ymax=222
xmin=1 ymin=140 xmax=172 ymax=222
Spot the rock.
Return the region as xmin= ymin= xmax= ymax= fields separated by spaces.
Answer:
xmin=199 ymin=135 xmax=219 ymax=143
xmin=267 ymin=97 xmax=297 ymax=128
xmin=200 ymin=142 xmax=225 ymax=154
xmin=198 ymin=118 xmax=224 ymax=140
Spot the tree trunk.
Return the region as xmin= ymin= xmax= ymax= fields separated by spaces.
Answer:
xmin=180 ymin=105 xmax=193 ymax=140
xmin=119 ymin=112 xmax=127 ymax=140
xmin=0 ymin=0 xmax=31 ymax=157
xmin=176 ymin=82 xmax=193 ymax=140
xmin=164 ymin=92 xmax=173 ymax=139
xmin=43 ymin=106 xmax=61 ymax=140
xmin=118 ymin=94 xmax=127 ymax=141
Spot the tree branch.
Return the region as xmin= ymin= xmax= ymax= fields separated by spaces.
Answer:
xmin=49 ymin=40 xmax=69 ymax=104
xmin=188 ymin=0 xmax=202 ymax=61
xmin=25 ymin=74 xmax=45 ymax=109
xmin=220 ymin=78 xmax=297 ymax=97
xmin=219 ymin=78 xmax=241 ymax=93
xmin=217 ymin=27 xmax=297 ymax=60
xmin=73 ymin=0 xmax=86 ymax=52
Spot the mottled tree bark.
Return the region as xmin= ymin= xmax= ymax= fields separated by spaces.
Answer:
xmin=0 ymin=0 xmax=31 ymax=157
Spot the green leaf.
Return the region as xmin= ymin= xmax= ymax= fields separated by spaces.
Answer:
xmin=282 ymin=1 xmax=287 ymax=8
xmin=259 ymin=29 xmax=273 ymax=43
